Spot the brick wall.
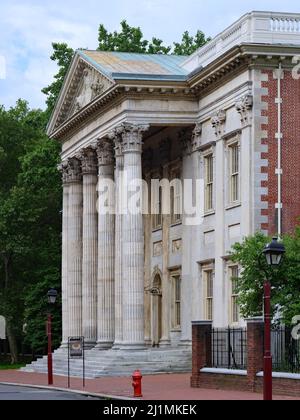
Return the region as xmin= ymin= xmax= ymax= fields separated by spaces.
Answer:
xmin=191 ymin=319 xmax=300 ymax=398
xmin=261 ymin=69 xmax=300 ymax=235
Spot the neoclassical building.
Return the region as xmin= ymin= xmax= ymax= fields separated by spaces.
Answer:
xmin=25 ymin=11 xmax=300 ymax=376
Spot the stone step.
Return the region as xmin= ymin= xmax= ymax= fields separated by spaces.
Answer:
xmin=23 ymin=347 xmax=192 ymax=378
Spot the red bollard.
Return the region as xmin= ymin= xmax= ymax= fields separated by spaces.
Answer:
xmin=132 ymin=370 xmax=143 ymax=398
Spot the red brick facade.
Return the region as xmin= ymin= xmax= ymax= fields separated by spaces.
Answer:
xmin=261 ymin=69 xmax=300 ymax=235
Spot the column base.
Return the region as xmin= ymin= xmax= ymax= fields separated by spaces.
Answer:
xmin=159 ymin=339 xmax=171 ymax=348
xmin=118 ymin=343 xmax=147 ymax=351
xmin=179 ymin=339 xmax=192 ymax=347
xmin=144 ymin=339 xmax=152 ymax=348
xmin=84 ymin=340 xmax=97 ymax=350
xmin=60 ymin=341 xmax=68 ymax=349
xmin=95 ymin=341 xmax=114 ymax=350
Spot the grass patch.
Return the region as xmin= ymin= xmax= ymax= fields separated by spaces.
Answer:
xmin=0 ymin=363 xmax=26 ymax=370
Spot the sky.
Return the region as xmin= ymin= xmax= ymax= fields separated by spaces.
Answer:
xmin=1 ymin=0 xmax=300 ymax=110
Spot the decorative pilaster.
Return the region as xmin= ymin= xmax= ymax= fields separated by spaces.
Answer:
xmin=77 ymin=148 xmax=98 ymax=348
xmin=211 ymin=111 xmax=226 ymax=327
xmin=95 ymin=139 xmax=115 ymax=349
xmin=120 ymin=123 xmax=149 ymax=349
xmin=66 ymin=157 xmax=83 ymax=338
xmin=143 ymin=148 xmax=153 ymax=346
xmin=58 ymin=161 xmax=70 ymax=347
xmin=235 ymin=94 xmax=253 ymax=238
xmin=159 ymin=139 xmax=172 ymax=348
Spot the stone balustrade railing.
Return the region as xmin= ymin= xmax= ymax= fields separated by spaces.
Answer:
xmin=182 ymin=11 xmax=300 ymax=72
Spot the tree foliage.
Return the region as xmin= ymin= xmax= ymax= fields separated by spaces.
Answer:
xmin=0 ymin=100 xmax=62 ymax=360
xmin=42 ymin=43 xmax=74 ymax=118
xmin=231 ymin=229 xmax=300 ymax=325
xmin=43 ymin=21 xmax=210 ymax=115
xmin=173 ymin=30 xmax=211 ymax=55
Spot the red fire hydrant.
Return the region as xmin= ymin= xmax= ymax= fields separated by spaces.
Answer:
xmin=132 ymin=370 xmax=143 ymax=398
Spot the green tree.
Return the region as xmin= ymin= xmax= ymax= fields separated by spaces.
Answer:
xmin=231 ymin=230 xmax=300 ymax=325
xmin=0 ymin=101 xmax=62 ymax=362
xmin=44 ymin=22 xmax=210 ymax=114
xmin=174 ymin=30 xmax=211 ymax=55
xmin=42 ymin=43 xmax=74 ymax=117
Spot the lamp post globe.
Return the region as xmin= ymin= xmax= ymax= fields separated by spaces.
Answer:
xmin=263 ymin=237 xmax=286 ymax=267
xmin=47 ymin=288 xmax=58 ymax=305
xmin=262 ymin=237 xmax=285 ymax=401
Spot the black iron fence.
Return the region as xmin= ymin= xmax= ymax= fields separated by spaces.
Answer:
xmin=209 ymin=328 xmax=247 ymax=370
xmin=272 ymin=327 xmax=300 ymax=373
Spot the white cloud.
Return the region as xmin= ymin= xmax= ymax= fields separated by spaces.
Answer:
xmin=1 ymin=0 xmax=300 ymax=109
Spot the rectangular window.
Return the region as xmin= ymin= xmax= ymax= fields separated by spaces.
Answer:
xmin=152 ymin=183 xmax=162 ymax=230
xmin=171 ymin=170 xmax=182 ymax=225
xmin=172 ymin=275 xmax=181 ymax=329
xmin=204 ymin=154 xmax=214 ymax=212
xmin=204 ymin=270 xmax=214 ymax=321
xmin=229 ymin=143 xmax=240 ymax=203
xmin=230 ymin=266 xmax=240 ymax=324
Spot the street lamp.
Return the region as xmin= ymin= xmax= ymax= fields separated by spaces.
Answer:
xmin=262 ymin=238 xmax=285 ymax=401
xmin=47 ymin=289 xmax=57 ymax=386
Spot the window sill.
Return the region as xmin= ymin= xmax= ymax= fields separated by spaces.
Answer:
xmin=204 ymin=210 xmax=215 ymax=217
xmin=225 ymin=202 xmax=241 ymax=211
xmin=152 ymin=227 xmax=162 ymax=233
xmin=170 ymin=221 xmax=182 ymax=228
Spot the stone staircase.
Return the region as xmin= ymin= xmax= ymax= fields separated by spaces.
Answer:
xmin=21 ymin=347 xmax=192 ymax=378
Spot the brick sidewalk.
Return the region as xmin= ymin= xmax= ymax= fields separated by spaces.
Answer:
xmin=0 ymin=371 xmax=298 ymax=400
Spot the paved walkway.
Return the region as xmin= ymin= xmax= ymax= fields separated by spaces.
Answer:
xmin=0 ymin=371 xmax=298 ymax=400
xmin=0 ymin=384 xmax=100 ymax=400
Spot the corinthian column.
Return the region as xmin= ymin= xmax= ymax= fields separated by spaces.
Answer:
xmin=95 ymin=139 xmax=115 ymax=349
xmin=120 ymin=123 xmax=149 ymax=349
xmin=58 ymin=161 xmax=70 ymax=347
xmin=78 ymin=149 xmax=98 ymax=348
xmin=67 ymin=158 xmax=83 ymax=338
xmin=111 ymin=130 xmax=124 ymax=349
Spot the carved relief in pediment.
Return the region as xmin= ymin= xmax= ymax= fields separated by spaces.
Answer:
xmin=67 ymin=67 xmax=110 ymax=118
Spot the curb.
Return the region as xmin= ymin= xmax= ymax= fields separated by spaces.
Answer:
xmin=0 ymin=382 xmax=135 ymax=401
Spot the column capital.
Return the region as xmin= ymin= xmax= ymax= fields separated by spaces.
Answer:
xmin=211 ymin=109 xmax=226 ymax=137
xmin=235 ymin=94 xmax=253 ymax=125
xmin=94 ymin=139 xmax=115 ymax=167
xmin=65 ymin=157 xmax=82 ymax=184
xmin=57 ymin=161 xmax=69 ymax=184
xmin=76 ymin=148 xmax=98 ymax=175
xmin=191 ymin=123 xmax=202 ymax=152
xmin=120 ymin=123 xmax=149 ymax=154
xmin=107 ymin=128 xmax=124 ymax=159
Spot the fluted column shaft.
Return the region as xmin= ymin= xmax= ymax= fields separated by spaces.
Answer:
xmin=80 ymin=149 xmax=98 ymax=347
xmin=113 ymin=135 xmax=124 ymax=348
xmin=121 ymin=123 xmax=149 ymax=349
xmin=59 ymin=163 xmax=69 ymax=347
xmin=67 ymin=158 xmax=83 ymax=338
xmin=96 ymin=140 xmax=115 ymax=349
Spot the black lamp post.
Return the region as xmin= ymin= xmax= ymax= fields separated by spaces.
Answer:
xmin=47 ymin=289 xmax=57 ymax=386
xmin=262 ymin=238 xmax=285 ymax=401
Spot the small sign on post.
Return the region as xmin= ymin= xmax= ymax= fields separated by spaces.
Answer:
xmin=68 ymin=337 xmax=85 ymax=389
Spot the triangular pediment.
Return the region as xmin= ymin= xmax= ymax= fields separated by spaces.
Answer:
xmin=48 ymin=53 xmax=115 ymax=135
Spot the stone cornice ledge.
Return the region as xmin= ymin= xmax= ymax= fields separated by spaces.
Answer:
xmin=49 ymin=83 xmax=195 ymax=141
